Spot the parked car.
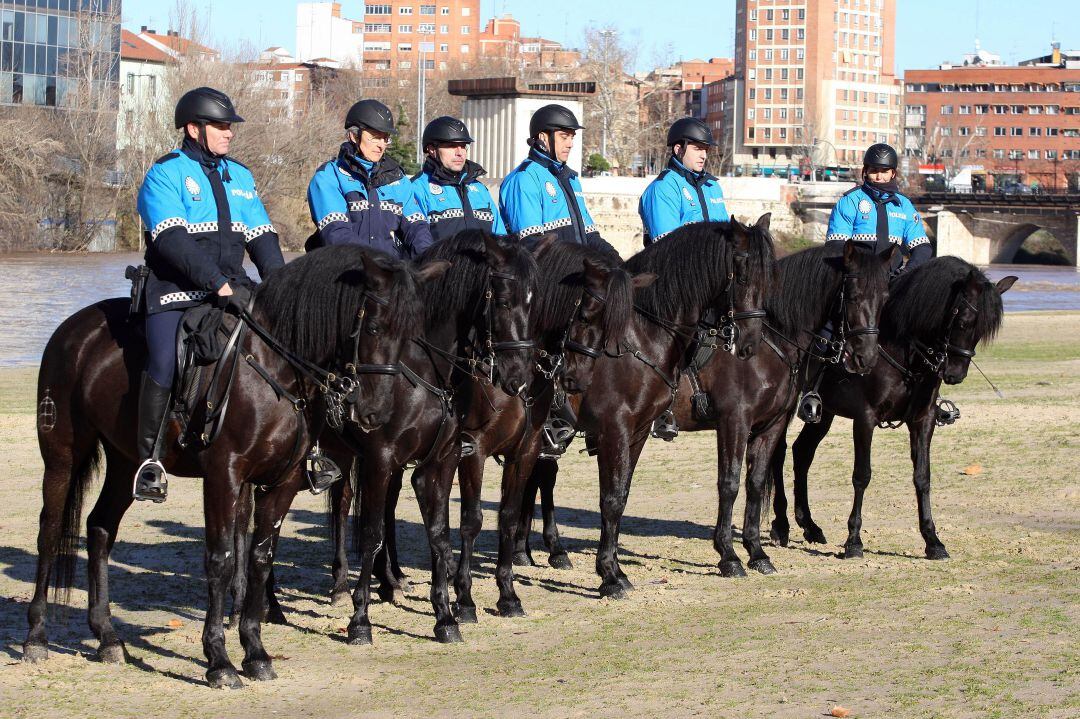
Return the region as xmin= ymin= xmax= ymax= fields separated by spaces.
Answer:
xmin=996 ymin=181 xmax=1032 ymax=195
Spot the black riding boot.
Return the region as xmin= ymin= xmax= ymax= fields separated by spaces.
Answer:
xmin=540 ymin=401 xmax=578 ymax=459
xmin=133 ymin=372 xmax=172 ymax=502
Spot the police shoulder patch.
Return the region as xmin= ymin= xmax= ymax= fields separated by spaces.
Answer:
xmin=544 ymin=181 xmax=557 ymax=198
xmin=429 ymin=182 xmax=443 ymax=195
xmin=184 ymin=176 xmax=201 ymax=197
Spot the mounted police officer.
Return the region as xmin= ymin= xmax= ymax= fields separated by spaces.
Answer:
xmin=134 ymin=86 xmax=285 ymax=502
xmin=307 ymin=99 xmax=433 ymax=258
xmin=411 ymin=116 xmax=506 ymax=241
xmin=796 ymin=142 xmax=931 ymax=424
xmin=639 ymin=117 xmax=729 ymax=244
xmin=499 ymin=104 xmax=617 ymax=256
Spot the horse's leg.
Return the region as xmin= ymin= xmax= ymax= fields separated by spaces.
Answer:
xmin=346 ymin=455 xmax=390 ymax=646
xmin=239 ymin=481 xmax=300 ymax=682
xmin=494 ymin=430 xmax=545 ymax=616
xmin=375 ymin=467 xmax=408 ymax=604
xmin=538 ymin=458 xmax=572 ymax=569
xmin=843 ymin=415 xmax=876 ymax=559
xmin=768 ymin=433 xmax=791 ymax=547
xmin=715 ymin=421 xmax=750 ymax=577
xmin=595 ymin=426 xmax=646 ymax=597
xmin=24 ymin=421 xmax=99 ymax=663
xmin=328 ymin=457 xmax=354 ymax=605
xmin=201 ymin=473 xmax=245 ymax=689
xmin=84 ymin=445 xmax=136 ymax=664
xmin=512 ymin=459 xmax=545 ymax=567
xmin=452 ymin=451 xmax=485 ymax=623
xmin=411 ymin=455 xmax=463 ymax=643
xmin=229 ymin=484 xmax=252 ymax=628
xmin=790 ymin=411 xmax=835 ymax=545
xmin=909 ymin=410 xmax=948 ymax=559
xmin=743 ymin=422 xmax=787 ymax=575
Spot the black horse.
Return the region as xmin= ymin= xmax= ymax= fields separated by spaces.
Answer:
xmin=515 ymin=218 xmax=778 ymax=600
xmin=770 ymin=257 xmax=1016 ymax=560
xmin=23 ymin=245 xmax=439 ymax=688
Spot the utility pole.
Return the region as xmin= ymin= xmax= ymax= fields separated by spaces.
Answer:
xmin=416 ymin=28 xmax=433 ymax=167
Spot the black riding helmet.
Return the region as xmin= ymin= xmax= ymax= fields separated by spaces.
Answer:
xmin=863 ymin=143 xmax=899 ymax=170
xmin=422 ymin=116 xmax=474 ymax=150
xmin=174 ymin=87 xmax=244 ymax=129
xmin=345 ymin=99 xmax=397 ymax=135
xmin=667 ymin=117 xmax=717 ymax=148
xmin=529 ymin=104 xmax=584 ymax=161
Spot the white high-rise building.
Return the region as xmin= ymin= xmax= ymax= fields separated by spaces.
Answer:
xmin=296 ymin=2 xmax=364 ymax=66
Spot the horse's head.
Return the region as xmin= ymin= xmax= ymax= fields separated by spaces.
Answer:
xmin=828 ymin=239 xmax=895 ymax=375
xmin=941 ymin=271 xmax=1015 ymax=385
xmin=345 ymin=250 xmax=449 ymax=430
xmin=725 ymin=214 xmax=778 ymax=360
xmin=481 ymin=232 xmax=539 ymax=398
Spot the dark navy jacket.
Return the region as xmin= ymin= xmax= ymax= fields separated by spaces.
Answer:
xmin=499 ymin=148 xmax=615 ymax=254
xmin=136 ymin=138 xmax=285 ymax=315
xmin=639 ymin=156 xmax=729 ymax=244
xmin=307 ymin=143 xmax=433 ymax=259
xmin=411 ymin=158 xmax=506 ymax=242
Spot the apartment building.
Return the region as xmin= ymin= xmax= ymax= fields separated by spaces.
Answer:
xmin=360 ymin=0 xmax=480 ymax=75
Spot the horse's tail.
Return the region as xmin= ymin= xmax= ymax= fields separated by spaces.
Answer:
xmin=53 ymin=441 xmax=102 ymax=605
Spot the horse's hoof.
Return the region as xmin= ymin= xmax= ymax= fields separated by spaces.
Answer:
xmin=434 ymin=623 xmax=463 ymax=644
xmin=496 ymin=600 xmax=526 ymax=618
xmin=926 ymin=545 xmax=950 ymax=560
xmin=329 ymin=586 xmax=352 ymax=606
xmin=206 ymin=667 xmax=244 ymax=689
xmin=347 ymin=624 xmax=373 ymax=646
xmin=265 ymin=606 xmax=288 ymax=626
xmin=242 ymin=659 xmax=278 ymax=682
xmin=843 ymin=545 xmax=864 ymax=559
xmin=804 ymin=526 xmax=828 ymax=544
xmin=377 ymin=584 xmax=407 ymax=605
xmin=22 ymin=643 xmax=48 ymax=663
xmin=98 ymin=641 xmax=127 ymax=664
xmin=512 ymin=551 xmax=535 ymax=567
xmin=598 ymin=581 xmax=628 ymax=599
xmin=616 ymin=575 xmax=635 ymax=591
xmin=453 ymin=603 xmax=478 ymax=623
xmin=718 ymin=560 xmax=747 ymax=578
xmin=748 ymin=558 xmax=777 ymax=575
xmin=548 ymin=552 xmax=573 ymax=570
xmin=769 ymin=524 xmax=790 ymax=547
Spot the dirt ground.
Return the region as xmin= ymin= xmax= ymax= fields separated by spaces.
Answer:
xmin=1 ymin=312 xmax=1077 ymax=718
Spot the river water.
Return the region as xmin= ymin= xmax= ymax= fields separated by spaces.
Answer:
xmin=0 ymin=252 xmax=1077 ymax=368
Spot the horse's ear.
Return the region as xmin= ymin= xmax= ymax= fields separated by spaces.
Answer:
xmin=631 ymin=272 xmax=658 ymax=289
xmin=996 ymin=275 xmax=1018 ymax=295
xmin=582 ymin=255 xmax=608 ymax=281
xmin=416 ymin=260 xmax=451 ymax=284
xmin=755 ymin=213 xmax=772 ymax=232
xmin=963 ymin=268 xmax=982 ymax=293
xmin=481 ymin=231 xmax=508 ymax=265
xmin=531 ymin=233 xmax=559 ymax=258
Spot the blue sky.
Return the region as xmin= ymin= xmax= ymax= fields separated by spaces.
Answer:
xmin=121 ymin=0 xmax=1075 ymax=75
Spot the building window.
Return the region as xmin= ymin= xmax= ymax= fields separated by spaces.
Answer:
xmin=1010 ymin=127 xmax=1023 ymax=136
xmin=399 ymin=25 xmax=412 ymax=33
xmin=1028 ymin=105 xmax=1042 ymax=114
xmin=1047 ymin=127 xmax=1059 ymax=136
xmin=461 ymin=44 xmax=469 ymax=53
xmin=940 ymin=127 xmax=951 ymax=136
xmin=749 ymin=50 xmax=757 ymax=60
xmin=1029 ymin=127 xmax=1042 ymax=136
xmin=419 ymin=23 xmax=435 ymax=32
xmin=749 ymin=29 xmax=757 ymax=41
xmin=940 ymin=105 xmax=952 ymax=115
xmin=440 ymin=25 xmax=449 ymax=33
xmin=976 ymin=149 xmax=987 ymax=158
xmin=365 ymin=23 xmax=391 ymax=32
xmin=461 ymin=6 xmax=470 ymax=14
xmin=365 ymin=4 xmax=392 ymax=14
xmin=994 ymin=127 xmax=1006 ymax=136
xmin=460 ymin=25 xmax=470 ymax=34
xmin=958 ymin=127 xmax=970 ymax=136
xmin=399 ymin=6 xmax=412 ymax=14
xmin=993 ymin=149 xmax=1005 ymax=159
xmin=1045 ymin=149 xmax=1057 ymax=160
xmin=765 ymin=49 xmax=773 ymax=60
xmin=748 ymin=88 xmax=756 ymax=100
xmin=975 ymin=126 xmax=987 ymax=136
xmin=958 ymin=105 xmax=970 ymax=114
xmin=398 ymin=43 xmax=412 ymax=51
xmin=1046 ymin=105 xmax=1059 ymax=114
xmin=399 ymin=60 xmax=412 ymax=69
xmin=420 ymin=4 xmax=436 ymax=14
xmin=1009 ymin=149 xmax=1023 ymax=160
xmin=441 ymin=7 xmax=450 ymax=15
xmin=1027 ymin=149 xmax=1039 ymax=159
xmin=439 ymin=43 xmax=448 ymax=52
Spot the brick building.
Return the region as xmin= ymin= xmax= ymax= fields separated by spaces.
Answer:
xmin=903 ymin=45 xmax=1080 ymax=192
xmin=360 ymin=0 xmax=480 ymax=75
xmin=730 ymin=0 xmax=902 ymax=175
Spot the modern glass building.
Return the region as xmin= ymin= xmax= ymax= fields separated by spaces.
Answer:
xmin=1 ymin=0 xmax=120 ymax=107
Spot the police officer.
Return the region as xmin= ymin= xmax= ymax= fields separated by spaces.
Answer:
xmin=499 ymin=104 xmax=617 ymax=256
xmin=411 ymin=116 xmax=506 ymax=241
xmin=639 ymin=117 xmax=729 ymax=244
xmin=134 ymin=87 xmax=285 ymax=502
xmin=307 ymin=99 xmax=433 ymax=258
xmin=797 ymin=142 xmax=932 ymax=424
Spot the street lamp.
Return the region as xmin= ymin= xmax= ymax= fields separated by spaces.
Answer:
xmin=415 ymin=27 xmax=435 ymax=167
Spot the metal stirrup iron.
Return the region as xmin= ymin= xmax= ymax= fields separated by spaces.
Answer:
xmin=304 ymin=442 xmax=341 ymax=495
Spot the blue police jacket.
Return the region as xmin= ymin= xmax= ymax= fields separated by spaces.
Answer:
xmin=411 ymin=157 xmax=506 ymax=242
xmin=307 ymin=143 xmax=434 ymax=259
xmin=136 ymin=137 xmax=285 ymax=315
xmin=826 ymin=182 xmax=931 ymax=273
xmin=499 ymin=147 xmax=614 ymax=254
xmin=639 ymin=156 xmax=730 ymax=244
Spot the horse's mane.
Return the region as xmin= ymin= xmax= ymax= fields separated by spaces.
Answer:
xmin=255 ymin=245 xmax=423 ymax=365
xmin=767 ymin=244 xmax=883 ymax=336
xmin=883 ymin=256 xmax=1005 ymax=343
xmin=533 ymin=242 xmax=632 ymax=346
xmin=416 ymin=229 xmax=538 ymax=331
xmin=625 ymin=221 xmax=775 ymax=320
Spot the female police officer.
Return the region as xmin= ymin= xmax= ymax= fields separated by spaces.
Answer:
xmin=134 ymin=87 xmax=285 ymax=501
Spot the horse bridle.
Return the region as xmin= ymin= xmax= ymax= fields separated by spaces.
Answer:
xmin=815 ymin=272 xmax=882 ymax=365
xmin=911 ymin=293 xmax=978 ymax=374
xmin=476 ymin=269 xmax=537 ymax=382
xmin=714 ymin=250 xmax=767 ymax=353
xmin=535 ymin=284 xmax=609 ymax=383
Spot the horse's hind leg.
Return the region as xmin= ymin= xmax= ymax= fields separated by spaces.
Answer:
xmin=843 ymin=415 xmax=875 ymax=559
xmin=375 ymin=467 xmax=408 ymax=604
xmin=346 ymin=457 xmax=391 ymax=645
xmin=412 ymin=456 xmax=463 ymax=643
xmin=715 ymin=422 xmax=750 ymax=577
xmin=537 ymin=458 xmax=572 ymax=569
xmin=328 ymin=457 xmax=354 ymax=605
xmin=908 ymin=411 xmax=948 ymax=560
xmin=85 ymin=444 xmax=137 ymax=663
xmin=743 ymin=422 xmax=787 ymax=575
xmin=513 ymin=459 xmax=546 ymax=567
xmin=452 ymin=452 xmax=485 ymax=623
xmin=768 ymin=435 xmax=792 ymax=546
xmin=229 ymin=485 xmax=253 ymax=628
xmin=201 ymin=474 xmax=245 ymax=689
xmin=790 ymin=411 xmax=835 ymax=545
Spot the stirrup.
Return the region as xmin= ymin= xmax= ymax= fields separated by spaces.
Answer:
xmin=133 ymin=459 xmax=168 ymax=503
xmin=540 ymin=418 xmax=576 ymax=459
xmin=460 ymin=432 xmax=477 ymax=458
xmin=650 ymin=410 xmax=679 ymax=441
xmin=797 ymin=391 xmax=823 ymax=424
xmin=304 ymin=443 xmax=341 ymax=495
xmin=934 ymin=397 xmax=961 ymax=426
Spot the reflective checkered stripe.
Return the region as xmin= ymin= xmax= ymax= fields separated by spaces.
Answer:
xmin=160 ymin=290 xmax=209 ymax=306
xmin=379 ymin=201 xmax=403 ymax=215
xmin=652 ymin=229 xmax=673 ymax=242
xmin=428 ymin=208 xmax=465 ymax=223
xmin=317 ymin=212 xmax=349 ymax=230
xmin=584 ymin=224 xmax=598 ymax=235
xmin=518 ymin=217 xmax=572 ymax=239
xmin=472 ymin=209 xmax=494 ymax=223
xmin=826 ymin=233 xmax=878 ymax=243
xmin=908 ymin=235 xmax=930 ymax=248
xmin=150 ymin=218 xmax=274 ymax=243
xmin=347 ymin=200 xmax=371 ymax=213
xmin=149 ymin=217 xmax=187 ymax=240
xmin=231 ymin=222 xmax=276 ymax=242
